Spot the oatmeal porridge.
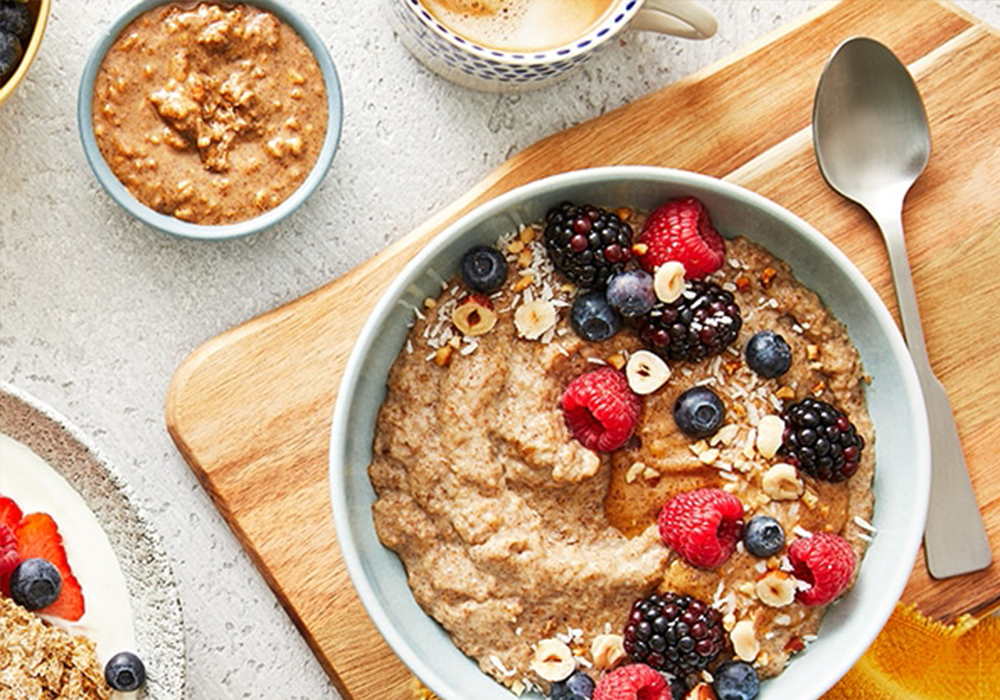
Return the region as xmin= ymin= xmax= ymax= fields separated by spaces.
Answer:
xmin=369 ymin=197 xmax=875 ymax=697
xmin=92 ymin=2 xmax=328 ymax=224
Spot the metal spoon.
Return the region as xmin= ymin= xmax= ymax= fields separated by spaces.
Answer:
xmin=813 ymin=37 xmax=991 ymax=579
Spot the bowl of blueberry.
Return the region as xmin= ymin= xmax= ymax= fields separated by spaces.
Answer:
xmin=331 ymin=166 xmax=929 ymax=700
xmin=0 ymin=0 xmax=49 ymax=104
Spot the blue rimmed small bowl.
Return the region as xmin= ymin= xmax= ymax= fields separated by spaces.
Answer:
xmin=77 ymin=0 xmax=342 ymax=240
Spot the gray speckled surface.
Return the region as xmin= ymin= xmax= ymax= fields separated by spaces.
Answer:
xmin=2 ymin=2 xmax=998 ymax=699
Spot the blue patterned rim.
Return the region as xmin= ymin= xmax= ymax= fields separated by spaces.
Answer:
xmin=407 ymin=0 xmax=641 ymax=64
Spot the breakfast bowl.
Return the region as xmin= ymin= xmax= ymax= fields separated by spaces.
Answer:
xmin=77 ymin=0 xmax=342 ymax=240
xmin=0 ymin=0 xmax=50 ymax=104
xmin=330 ymin=166 xmax=930 ymax=700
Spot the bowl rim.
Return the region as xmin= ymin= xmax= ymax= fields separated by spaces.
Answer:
xmin=0 ymin=0 xmax=52 ymax=105
xmin=75 ymin=0 xmax=343 ymax=240
xmin=330 ymin=165 xmax=931 ymax=700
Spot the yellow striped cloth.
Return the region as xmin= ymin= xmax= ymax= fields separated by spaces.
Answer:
xmin=823 ymin=603 xmax=1000 ymax=699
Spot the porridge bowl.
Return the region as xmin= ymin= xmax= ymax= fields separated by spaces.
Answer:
xmin=77 ymin=0 xmax=342 ymax=240
xmin=330 ymin=166 xmax=929 ymax=700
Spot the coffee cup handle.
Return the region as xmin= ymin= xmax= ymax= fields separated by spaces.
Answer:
xmin=630 ymin=0 xmax=718 ymax=40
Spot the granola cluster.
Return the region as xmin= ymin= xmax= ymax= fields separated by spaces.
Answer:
xmin=0 ymin=597 xmax=111 ymax=700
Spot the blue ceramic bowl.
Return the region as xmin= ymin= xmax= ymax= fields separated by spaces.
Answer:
xmin=77 ymin=0 xmax=342 ymax=240
xmin=330 ymin=166 xmax=930 ymax=700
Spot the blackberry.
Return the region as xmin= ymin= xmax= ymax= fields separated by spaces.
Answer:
xmin=638 ymin=280 xmax=742 ymax=362
xmin=622 ymin=593 xmax=726 ymax=677
xmin=543 ymin=202 xmax=633 ymax=288
xmin=780 ymin=398 xmax=864 ymax=482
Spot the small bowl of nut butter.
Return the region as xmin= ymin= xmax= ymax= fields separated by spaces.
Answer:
xmin=78 ymin=0 xmax=342 ymax=239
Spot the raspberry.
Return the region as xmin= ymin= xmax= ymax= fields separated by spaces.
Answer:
xmin=636 ymin=197 xmax=725 ymax=279
xmin=638 ymin=280 xmax=742 ymax=363
xmin=561 ymin=367 xmax=641 ymax=452
xmin=623 ymin=593 xmax=726 ymax=678
xmin=780 ymin=398 xmax=864 ymax=482
xmin=787 ymin=532 xmax=856 ymax=606
xmin=544 ymin=203 xmax=634 ymax=288
xmin=658 ymin=488 xmax=744 ymax=568
xmin=593 ymin=664 xmax=671 ymax=700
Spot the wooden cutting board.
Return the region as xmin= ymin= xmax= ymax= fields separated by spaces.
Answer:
xmin=165 ymin=2 xmax=1000 ymax=698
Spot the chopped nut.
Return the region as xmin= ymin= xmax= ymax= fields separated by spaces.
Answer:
xmin=713 ymin=424 xmax=740 ymax=447
xmin=724 ymin=359 xmax=743 ymax=374
xmin=519 ymin=226 xmax=535 ymax=243
xmin=433 ymin=346 xmax=453 ymax=367
xmin=755 ymin=571 xmax=796 ymax=607
xmin=530 ymin=638 xmax=575 ymax=682
xmin=507 ymin=239 xmax=526 ymax=254
xmin=699 ymin=448 xmax=720 ymax=465
xmin=685 ymin=683 xmax=717 ymax=700
xmin=615 ymin=207 xmax=633 ymax=222
xmin=761 ymin=463 xmax=803 ymax=500
xmin=742 ymin=428 xmax=757 ymax=459
xmin=810 ymin=380 xmax=826 ymax=396
xmin=774 ymin=386 xmax=796 ymax=400
xmin=423 ymin=297 xmax=437 ymax=309
xmin=730 ymin=619 xmax=760 ymax=662
xmin=642 ymin=466 xmax=661 ymax=482
xmin=755 ymin=415 xmax=785 ymax=458
xmin=606 ymin=352 xmax=627 ymax=371
xmin=512 ymin=274 xmax=534 ymax=292
xmin=625 ymin=462 xmax=646 ymax=484
xmin=632 ymin=242 xmax=649 ymax=256
xmin=735 ymin=275 xmax=751 ymax=291
xmin=517 ymin=249 xmax=533 ymax=268
xmin=806 ymin=344 xmax=820 ymax=361
xmin=802 ymin=488 xmax=819 ymax=509
xmin=590 ymin=634 xmax=626 ymax=670
xmin=759 ymin=267 xmax=777 ymax=288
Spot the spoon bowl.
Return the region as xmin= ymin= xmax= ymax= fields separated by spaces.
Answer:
xmin=813 ymin=37 xmax=991 ymax=579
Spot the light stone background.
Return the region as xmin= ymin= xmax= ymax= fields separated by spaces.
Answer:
xmin=2 ymin=1 xmax=998 ymax=698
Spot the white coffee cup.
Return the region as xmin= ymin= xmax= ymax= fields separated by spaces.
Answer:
xmin=387 ymin=0 xmax=717 ymax=92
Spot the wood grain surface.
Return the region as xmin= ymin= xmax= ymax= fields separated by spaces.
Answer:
xmin=165 ymin=2 xmax=1000 ymax=698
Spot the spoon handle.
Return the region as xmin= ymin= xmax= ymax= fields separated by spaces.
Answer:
xmin=876 ymin=210 xmax=992 ymax=578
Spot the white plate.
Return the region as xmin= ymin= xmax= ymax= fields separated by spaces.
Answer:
xmin=1 ymin=383 xmax=185 ymax=699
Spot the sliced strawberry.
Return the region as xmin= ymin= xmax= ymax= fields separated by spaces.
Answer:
xmin=14 ymin=512 xmax=85 ymax=621
xmin=0 ymin=495 xmax=23 ymax=531
xmin=0 ymin=523 xmax=21 ymax=597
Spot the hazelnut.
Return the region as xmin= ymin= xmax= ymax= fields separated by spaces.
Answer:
xmin=514 ymin=298 xmax=557 ymax=340
xmin=755 ymin=570 xmax=796 ymax=608
xmin=654 ymin=261 xmax=686 ymax=303
xmin=761 ymin=463 xmax=804 ymax=500
xmin=755 ymin=415 xmax=785 ymax=458
xmin=730 ymin=619 xmax=760 ymax=662
xmin=452 ymin=295 xmax=498 ymax=336
xmin=590 ymin=634 xmax=626 ymax=671
xmin=530 ymin=638 xmax=575 ymax=682
xmin=626 ymin=350 xmax=671 ymax=395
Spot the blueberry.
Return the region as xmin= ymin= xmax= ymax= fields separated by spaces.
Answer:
xmin=606 ymin=270 xmax=655 ymax=317
xmin=460 ymin=245 xmax=508 ymax=294
xmin=744 ymin=330 xmax=792 ymax=379
xmin=105 ymin=651 xmax=147 ymax=692
xmin=551 ymin=670 xmax=595 ymax=700
xmin=0 ymin=2 xmax=33 ymax=43
xmin=571 ymin=290 xmax=621 ymax=342
xmin=0 ymin=29 xmax=23 ymax=80
xmin=743 ymin=515 xmax=786 ymax=558
xmin=713 ymin=661 xmax=760 ymax=700
xmin=673 ymin=386 xmax=725 ymax=439
xmin=9 ymin=558 xmax=62 ymax=610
